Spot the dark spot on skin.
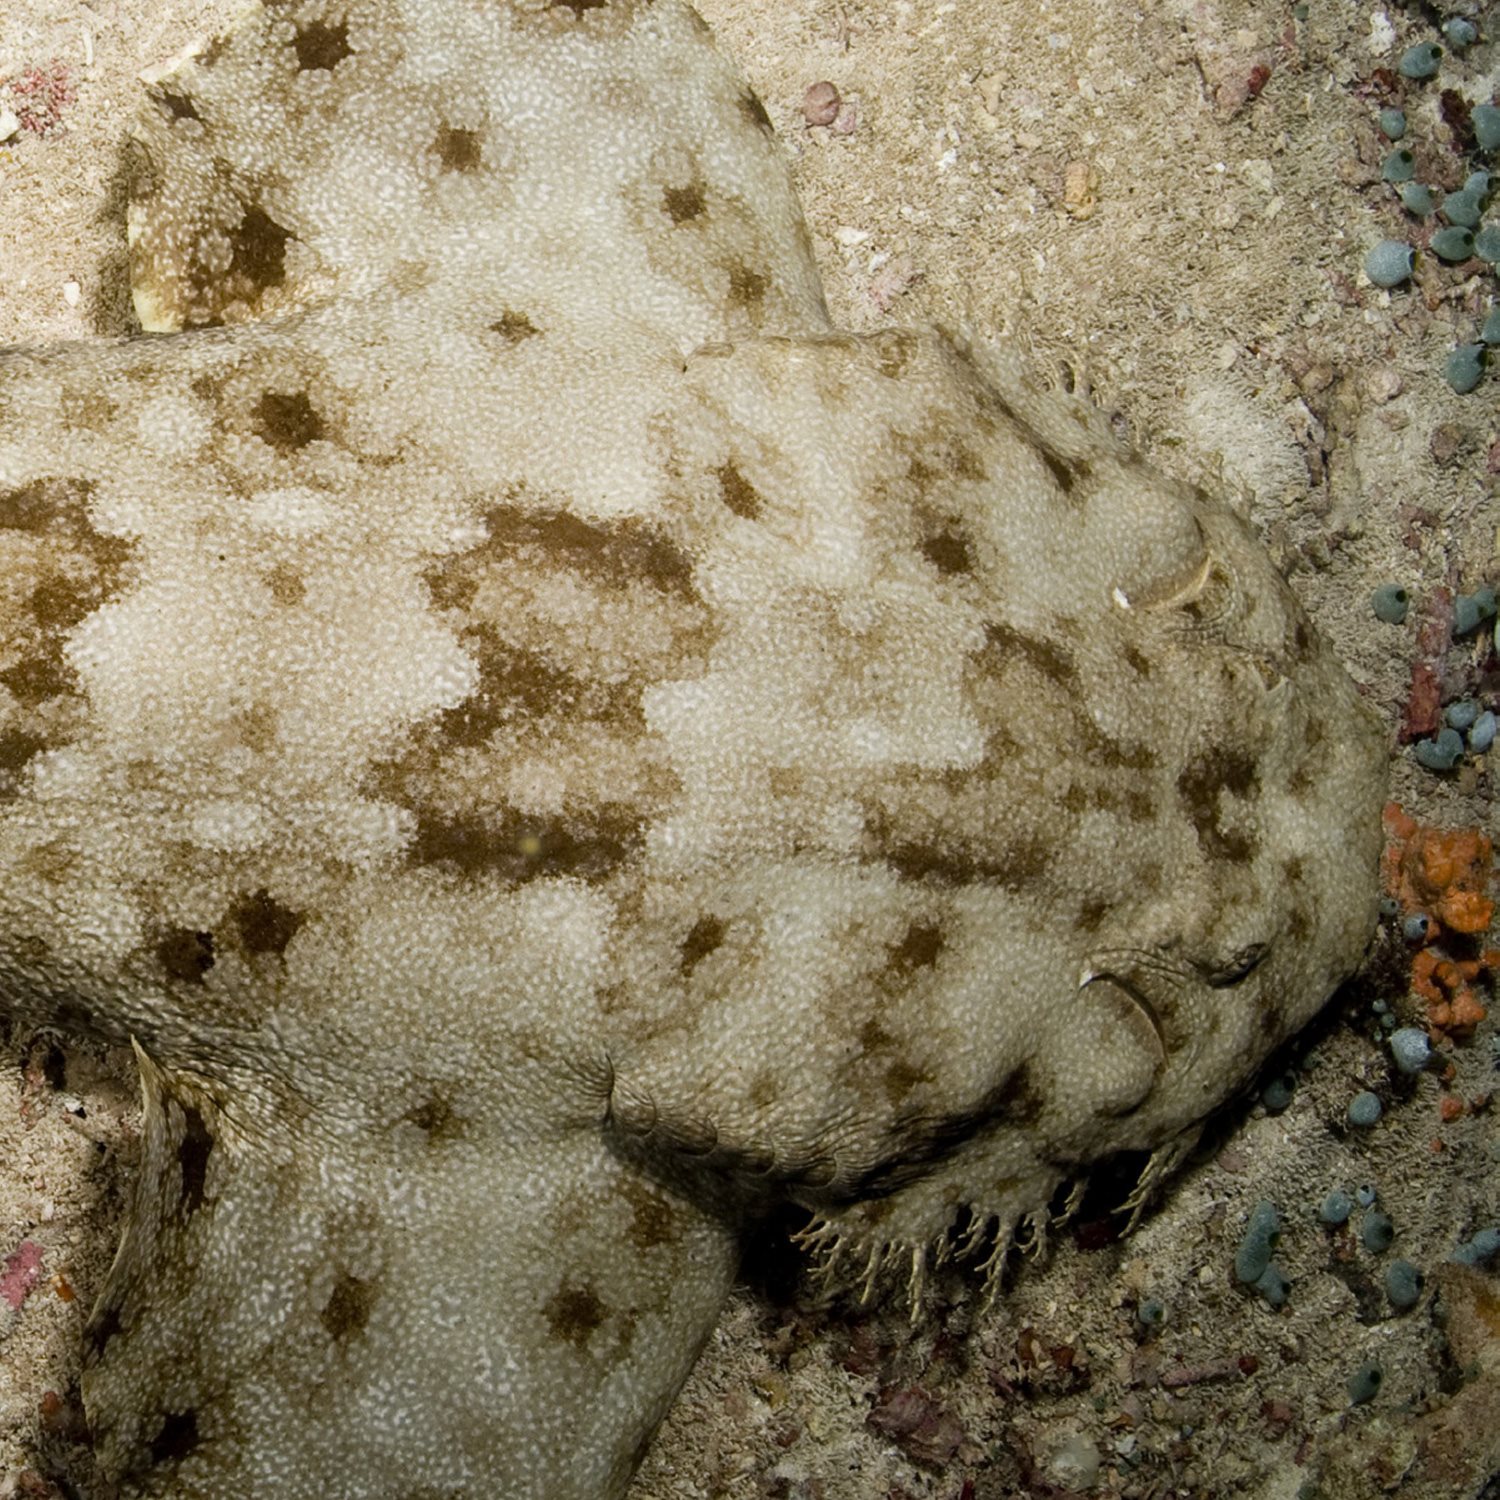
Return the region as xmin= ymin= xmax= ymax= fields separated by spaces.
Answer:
xmin=253 ymin=390 xmax=325 ymax=451
xmin=433 ymin=124 xmax=483 ymax=173
xmin=177 ymin=1107 xmax=212 ymax=1214
xmin=0 ymin=655 xmax=75 ymax=706
xmin=148 ymin=1410 xmax=199 ymax=1465
xmin=549 ymin=0 xmax=607 ymax=13
xmin=983 ymin=622 xmax=1079 ymax=690
xmin=1176 ymin=747 xmax=1258 ymax=863
xmin=152 ymin=89 xmax=201 ymax=122
xmin=84 ymin=1303 xmax=123 ymax=1361
xmin=678 ymin=915 xmax=725 ymax=977
xmin=1122 ymin=643 xmax=1153 ymax=677
xmin=410 ymin=809 xmax=643 ymax=884
xmin=264 ymin=563 xmax=306 ymax=606
xmin=404 ymin=1093 xmax=466 ymax=1143
xmin=887 ymin=921 xmax=943 ymax=972
xmin=920 ymin=525 xmax=972 ymax=576
xmin=158 ymin=928 xmax=215 ymax=986
xmin=543 ymin=1280 xmax=607 ymax=1349
xmin=489 ymin=310 xmax=540 ymax=343
xmin=1038 ymin=445 xmax=1089 ymax=496
xmin=321 ymin=1271 xmax=375 ymax=1341
xmin=880 ymin=831 xmax=1053 ymax=891
xmin=227 ymin=205 xmax=292 ymax=294
xmin=0 ymin=476 xmax=94 ymax=532
xmin=662 ymin=182 xmax=706 ymax=223
xmin=738 ymin=89 xmax=775 ymax=135
xmin=882 ymin=1057 xmax=931 ymax=1105
xmin=727 ymin=264 xmax=769 ymax=308
xmin=293 ymin=19 xmax=353 ymax=70
xmin=0 ymin=730 xmax=47 ymax=801
xmin=230 ymin=889 xmax=305 ymax=957
xmin=479 ymin=505 xmax=696 ymax=598
xmin=621 ymin=1179 xmax=679 ymax=1250
xmin=28 ymin=576 xmax=94 ymax=631
xmin=715 ymin=463 xmax=761 ymax=520
xmin=1077 ymin=897 xmax=1109 ymax=932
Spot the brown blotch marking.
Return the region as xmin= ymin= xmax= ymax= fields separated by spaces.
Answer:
xmin=321 ymin=1271 xmax=375 ymax=1341
xmin=1038 ymin=444 xmax=1089 ymax=497
xmin=84 ymin=1303 xmax=123 ymax=1361
xmin=293 ymin=19 xmax=353 ymax=70
xmin=662 ymin=181 xmax=706 ymax=224
xmin=481 ymin=504 xmax=696 ymax=598
xmin=860 ymin=1017 xmax=896 ymax=1053
xmin=1287 ymin=904 xmax=1313 ymax=944
xmin=158 ymin=928 xmax=215 ymax=986
xmin=919 ymin=523 xmax=972 ymax=577
xmin=28 ymin=576 xmax=94 ymax=631
xmin=1077 ymin=896 xmax=1109 ymax=932
xmin=727 ymin=264 xmax=769 ymax=308
xmin=231 ymin=888 xmax=305 ymax=957
xmin=61 ymin=388 xmax=117 ymax=430
xmin=678 ymin=914 xmax=725 ymax=977
xmin=549 ymin=0 xmax=607 ymax=12
xmin=1124 ymin=788 xmax=1154 ymax=823
xmin=0 ymin=655 xmax=75 ymax=707
xmin=253 ymin=390 xmax=325 ymax=451
xmin=153 ymin=88 xmax=201 ymax=123
xmin=403 ymin=1093 xmax=467 ymax=1144
xmin=881 ymin=831 xmax=1053 ymax=891
xmin=410 ymin=809 xmax=643 ymax=884
xmin=226 ymin=205 xmax=292 ymax=294
xmin=543 ymin=1280 xmax=608 ymax=1349
xmin=994 ymin=1062 xmax=1044 ymax=1125
xmin=0 ymin=476 xmax=94 ymax=533
xmin=489 ymin=309 xmax=540 ymax=343
xmin=887 ymin=920 xmax=943 ymax=973
xmin=983 ymin=621 xmax=1079 ymax=691
xmin=1176 ymin=746 xmax=1258 ymax=863
xmin=882 ymin=1057 xmax=931 ymax=1106
xmin=715 ymin=462 xmax=762 ymax=520
xmin=264 ymin=563 xmax=306 ymax=606
xmin=176 ymin=1107 xmax=213 ymax=1215
xmin=1122 ymin=643 xmax=1153 ymax=677
xmin=233 ymin=703 xmax=279 ymax=753
xmin=148 ymin=1410 xmax=199 ymax=1465
xmin=622 ymin=1179 xmax=678 ymax=1251
xmin=738 ymin=88 xmax=775 ymax=135
xmin=433 ymin=124 xmax=483 ymax=173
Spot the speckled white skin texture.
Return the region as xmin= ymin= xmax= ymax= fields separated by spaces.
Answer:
xmin=0 ymin=1 xmax=1386 ymax=1496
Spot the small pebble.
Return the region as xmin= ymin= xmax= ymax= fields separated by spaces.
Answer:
xmin=1362 ymin=1210 xmax=1395 ymax=1253
xmin=1398 ymin=182 xmax=1437 ymax=215
xmin=801 ymin=80 xmax=842 ymax=127
xmin=1401 ymin=912 xmax=1432 ymax=943
xmin=1388 ymin=1026 xmax=1431 ymax=1074
xmin=1137 ymin=1297 xmax=1166 ymax=1329
xmin=1483 ymin=308 xmax=1500 ymax=346
xmin=1445 ymin=699 xmax=1481 ymax=731
xmin=1475 ymin=225 xmax=1500 ymax=265
xmin=1445 ymin=344 xmax=1487 ymax=394
xmin=1454 ymin=586 xmax=1497 ymax=634
xmin=1347 ymin=1360 xmax=1383 ymax=1405
xmin=1442 ymin=190 xmax=1484 ymax=228
xmin=1378 ymin=107 xmax=1406 ymax=140
xmin=1469 ymin=709 xmax=1496 ymax=753
xmin=1384 ymin=1259 xmax=1423 ymax=1310
xmin=1319 ymin=1189 xmax=1353 ymax=1226
xmin=1380 ymin=149 xmax=1416 ymax=183
xmin=1430 ymin=226 xmax=1475 ymax=262
xmin=1475 ymin=104 xmax=1500 ymax=152
xmin=1348 ymin=1090 xmax=1383 ymax=1128
xmin=1397 ymin=42 xmax=1442 ymax=79
xmin=1442 ymin=18 xmax=1478 ymax=50
xmin=1414 ymin=727 xmax=1464 ymax=770
xmin=1369 ymin=582 xmax=1410 ymax=623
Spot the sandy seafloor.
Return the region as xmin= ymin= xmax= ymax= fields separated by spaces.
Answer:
xmin=0 ymin=0 xmax=1497 ymax=1496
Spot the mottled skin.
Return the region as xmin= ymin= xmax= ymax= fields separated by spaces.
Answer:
xmin=0 ymin=1 xmax=1385 ymax=1495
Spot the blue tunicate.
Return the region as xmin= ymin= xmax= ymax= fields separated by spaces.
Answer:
xmin=1414 ymin=728 xmax=1465 ymax=770
xmin=1379 ymin=896 xmax=1401 ymax=920
xmin=1362 ymin=1210 xmax=1395 ymax=1252
xmin=1469 ymin=710 xmax=1496 ymax=753
xmin=1363 ymin=239 xmax=1414 ymax=286
xmin=1402 ymin=912 xmax=1432 ymax=943
xmin=1381 ymin=149 xmax=1416 ymax=183
xmin=1442 ymin=190 xmax=1484 ymax=228
xmin=1445 ymin=344 xmax=1487 ymax=394
xmin=1451 ymin=1227 xmax=1500 ymax=1266
xmin=1399 ymin=182 xmax=1438 ymax=215
xmin=1348 ymin=1090 xmax=1384 ymax=1128
xmin=1483 ymin=308 xmax=1500 ymax=345
xmin=1465 ymin=172 xmax=1493 ymax=200
xmin=1348 ymin=1360 xmax=1383 ymax=1405
xmin=1442 ymin=18 xmax=1477 ymax=50
xmin=1254 ymin=1264 xmax=1290 ymax=1308
xmin=1356 ymin=1184 xmax=1378 ymax=1209
xmin=1454 ymin=586 xmax=1497 ymax=634
xmin=1446 ymin=699 xmax=1480 ymax=731
xmin=1378 ymin=107 xmax=1406 ymax=140
xmin=1475 ymin=105 xmax=1500 ymax=153
xmin=1397 ymin=42 xmax=1442 ymax=79
xmin=1385 ymin=1259 xmax=1423 ymax=1310
xmin=1319 ymin=1189 xmax=1353 ymax=1226
xmin=1261 ymin=1073 xmax=1295 ymax=1113
xmin=1234 ymin=1200 xmax=1281 ymax=1284
xmin=1475 ymin=224 xmax=1500 ymax=264
xmin=1370 ymin=582 xmax=1410 ymax=622
xmin=1389 ymin=1026 xmax=1431 ymax=1074
xmin=1137 ymin=1297 xmax=1166 ymax=1329
xmin=1431 ymin=226 xmax=1476 ymax=262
